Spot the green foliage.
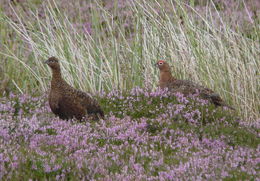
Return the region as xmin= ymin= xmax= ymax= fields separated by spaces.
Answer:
xmin=99 ymin=92 xmax=258 ymax=148
xmin=204 ymin=125 xmax=260 ymax=148
xmin=224 ymin=171 xmax=255 ymax=181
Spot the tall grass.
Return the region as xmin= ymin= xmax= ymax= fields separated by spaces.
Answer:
xmin=0 ymin=0 xmax=259 ymax=121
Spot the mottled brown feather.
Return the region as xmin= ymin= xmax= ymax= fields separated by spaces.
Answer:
xmin=155 ymin=60 xmax=234 ymax=110
xmin=46 ymin=57 xmax=104 ymax=120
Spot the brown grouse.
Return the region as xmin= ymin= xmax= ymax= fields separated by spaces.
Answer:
xmin=155 ymin=60 xmax=234 ymax=109
xmin=45 ymin=57 xmax=104 ymax=120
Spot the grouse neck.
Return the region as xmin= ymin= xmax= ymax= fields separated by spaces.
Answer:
xmin=51 ymin=68 xmax=63 ymax=86
xmin=160 ymin=70 xmax=175 ymax=82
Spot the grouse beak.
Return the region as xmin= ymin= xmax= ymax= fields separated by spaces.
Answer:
xmin=44 ymin=60 xmax=49 ymax=64
xmin=154 ymin=63 xmax=158 ymax=67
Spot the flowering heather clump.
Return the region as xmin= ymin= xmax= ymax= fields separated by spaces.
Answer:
xmin=0 ymin=88 xmax=259 ymax=180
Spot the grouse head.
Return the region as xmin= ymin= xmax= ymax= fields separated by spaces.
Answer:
xmin=155 ymin=60 xmax=171 ymax=72
xmin=45 ymin=57 xmax=60 ymax=70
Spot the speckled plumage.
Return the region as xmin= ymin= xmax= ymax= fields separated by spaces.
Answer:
xmin=45 ymin=57 xmax=104 ymax=120
xmin=155 ymin=60 xmax=234 ymax=109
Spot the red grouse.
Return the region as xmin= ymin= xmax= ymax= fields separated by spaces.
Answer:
xmin=155 ymin=60 xmax=234 ymax=109
xmin=45 ymin=57 xmax=104 ymax=120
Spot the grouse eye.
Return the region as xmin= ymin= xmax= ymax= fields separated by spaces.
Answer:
xmin=158 ymin=62 xmax=163 ymax=65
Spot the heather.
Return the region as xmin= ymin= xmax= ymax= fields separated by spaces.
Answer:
xmin=0 ymin=0 xmax=259 ymax=180
xmin=0 ymin=88 xmax=259 ymax=180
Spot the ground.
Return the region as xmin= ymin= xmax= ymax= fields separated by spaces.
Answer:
xmin=0 ymin=88 xmax=259 ymax=180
